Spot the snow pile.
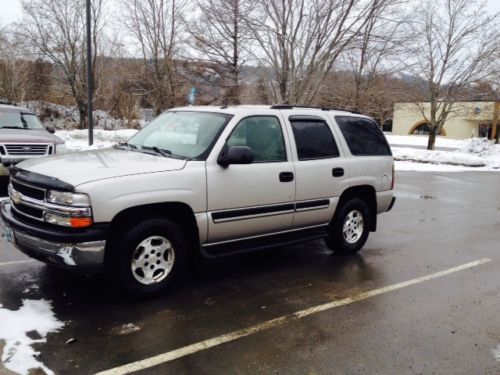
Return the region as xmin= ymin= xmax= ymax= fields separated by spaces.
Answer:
xmin=20 ymin=101 xmax=148 ymax=130
xmin=0 ymin=299 xmax=64 ymax=375
xmin=492 ymin=345 xmax=500 ymax=362
xmin=57 ymin=129 xmax=138 ymax=151
xmin=392 ymin=147 xmax=486 ymax=167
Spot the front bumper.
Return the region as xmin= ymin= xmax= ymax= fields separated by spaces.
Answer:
xmin=1 ymin=201 xmax=107 ymax=273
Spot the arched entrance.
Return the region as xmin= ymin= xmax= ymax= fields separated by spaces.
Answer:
xmin=409 ymin=121 xmax=446 ymax=136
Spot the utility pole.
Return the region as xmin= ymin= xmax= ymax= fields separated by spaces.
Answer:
xmin=492 ymin=100 xmax=499 ymax=144
xmin=86 ymin=0 xmax=94 ymax=146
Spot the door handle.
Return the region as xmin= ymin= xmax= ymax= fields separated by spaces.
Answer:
xmin=332 ymin=168 xmax=344 ymax=177
xmin=279 ymin=172 xmax=294 ymax=182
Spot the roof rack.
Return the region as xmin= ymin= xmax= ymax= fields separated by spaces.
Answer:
xmin=270 ymin=104 xmax=358 ymax=113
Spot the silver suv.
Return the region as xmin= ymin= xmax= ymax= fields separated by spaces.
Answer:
xmin=0 ymin=104 xmax=65 ymax=176
xmin=1 ymin=105 xmax=395 ymax=296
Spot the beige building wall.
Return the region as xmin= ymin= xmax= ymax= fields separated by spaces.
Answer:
xmin=392 ymin=101 xmax=495 ymax=139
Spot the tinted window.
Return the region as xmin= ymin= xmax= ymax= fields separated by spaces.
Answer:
xmin=291 ymin=120 xmax=339 ymax=160
xmin=335 ymin=116 xmax=392 ymax=156
xmin=227 ymin=116 xmax=286 ymax=162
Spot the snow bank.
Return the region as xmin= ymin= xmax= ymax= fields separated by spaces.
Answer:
xmin=0 ymin=299 xmax=64 ymax=375
xmin=57 ymin=129 xmax=138 ymax=151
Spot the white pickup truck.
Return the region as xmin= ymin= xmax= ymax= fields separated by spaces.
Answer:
xmin=1 ymin=105 xmax=395 ymax=295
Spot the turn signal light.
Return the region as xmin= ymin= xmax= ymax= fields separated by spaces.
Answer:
xmin=70 ymin=217 xmax=93 ymax=228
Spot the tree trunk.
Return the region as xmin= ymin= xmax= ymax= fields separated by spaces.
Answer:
xmin=78 ymin=106 xmax=86 ymax=130
xmin=427 ymin=127 xmax=437 ymax=150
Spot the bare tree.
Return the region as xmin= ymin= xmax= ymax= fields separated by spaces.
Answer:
xmin=18 ymin=0 xmax=105 ymax=129
xmin=123 ymin=0 xmax=185 ymax=115
xmin=344 ymin=0 xmax=405 ymax=113
xmin=186 ymin=0 xmax=253 ymax=104
xmin=246 ymin=0 xmax=395 ymax=104
xmin=405 ymin=0 xmax=499 ymax=150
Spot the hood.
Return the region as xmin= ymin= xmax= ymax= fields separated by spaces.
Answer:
xmin=0 ymin=128 xmax=65 ymax=144
xmin=17 ymin=148 xmax=187 ymax=186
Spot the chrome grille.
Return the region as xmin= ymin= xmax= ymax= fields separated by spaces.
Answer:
xmin=11 ymin=179 xmax=46 ymax=201
xmin=5 ymin=144 xmax=49 ymax=156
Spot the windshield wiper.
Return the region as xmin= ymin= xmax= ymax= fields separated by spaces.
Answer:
xmin=115 ymin=142 xmax=138 ymax=151
xmin=141 ymin=146 xmax=172 ymax=158
xmin=0 ymin=126 xmax=27 ymax=130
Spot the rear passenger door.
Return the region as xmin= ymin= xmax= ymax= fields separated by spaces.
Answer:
xmin=287 ymin=115 xmax=349 ymax=229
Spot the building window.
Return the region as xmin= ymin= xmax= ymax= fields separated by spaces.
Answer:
xmin=410 ymin=123 xmax=445 ymax=136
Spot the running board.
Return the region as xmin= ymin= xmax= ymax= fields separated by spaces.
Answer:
xmin=201 ymin=226 xmax=329 ymax=258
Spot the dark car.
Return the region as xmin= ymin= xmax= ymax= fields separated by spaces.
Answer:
xmin=0 ymin=104 xmax=65 ymax=176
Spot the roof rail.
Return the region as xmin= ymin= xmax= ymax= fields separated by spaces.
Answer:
xmin=270 ymin=104 xmax=358 ymax=113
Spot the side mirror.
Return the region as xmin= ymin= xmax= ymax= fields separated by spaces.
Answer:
xmin=46 ymin=126 xmax=55 ymax=134
xmin=217 ymin=145 xmax=254 ymax=167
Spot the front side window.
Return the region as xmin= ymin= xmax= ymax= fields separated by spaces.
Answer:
xmin=0 ymin=111 xmax=44 ymax=130
xmin=291 ymin=119 xmax=339 ymax=160
xmin=335 ymin=116 xmax=392 ymax=156
xmin=227 ymin=116 xmax=286 ymax=162
xmin=128 ymin=111 xmax=232 ymax=160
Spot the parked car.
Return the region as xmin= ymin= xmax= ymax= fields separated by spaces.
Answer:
xmin=0 ymin=105 xmax=395 ymax=296
xmin=0 ymin=103 xmax=66 ymax=176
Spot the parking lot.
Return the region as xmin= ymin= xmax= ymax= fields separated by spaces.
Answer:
xmin=0 ymin=170 xmax=499 ymax=375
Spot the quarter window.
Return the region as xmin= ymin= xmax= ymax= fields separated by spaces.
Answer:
xmin=335 ymin=116 xmax=392 ymax=156
xmin=227 ymin=116 xmax=286 ymax=162
xmin=290 ymin=120 xmax=339 ymax=160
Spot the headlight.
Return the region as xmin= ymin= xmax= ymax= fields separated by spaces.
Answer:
xmin=55 ymin=144 xmax=69 ymax=154
xmin=47 ymin=190 xmax=91 ymax=207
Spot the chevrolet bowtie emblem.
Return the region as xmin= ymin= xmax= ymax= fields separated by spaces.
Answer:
xmin=11 ymin=191 xmax=22 ymax=205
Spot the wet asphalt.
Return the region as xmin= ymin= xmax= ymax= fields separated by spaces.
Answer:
xmin=0 ymin=171 xmax=499 ymax=375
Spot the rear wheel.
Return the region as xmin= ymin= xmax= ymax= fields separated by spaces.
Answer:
xmin=110 ymin=218 xmax=188 ymax=296
xmin=325 ymin=198 xmax=371 ymax=254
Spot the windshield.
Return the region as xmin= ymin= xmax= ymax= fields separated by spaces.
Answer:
xmin=128 ymin=111 xmax=232 ymax=159
xmin=0 ymin=111 xmax=44 ymax=130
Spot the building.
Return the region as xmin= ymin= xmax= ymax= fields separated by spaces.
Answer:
xmin=392 ymin=101 xmax=499 ymax=140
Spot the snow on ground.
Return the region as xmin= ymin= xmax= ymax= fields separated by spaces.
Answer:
xmin=0 ymin=299 xmax=64 ymax=375
xmin=56 ymin=129 xmax=138 ymax=151
xmin=492 ymin=345 xmax=500 ymax=362
xmin=385 ymin=134 xmax=466 ymax=149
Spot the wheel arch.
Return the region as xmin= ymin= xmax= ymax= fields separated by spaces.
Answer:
xmin=334 ymin=185 xmax=377 ymax=232
xmin=106 ymin=202 xmax=200 ymax=258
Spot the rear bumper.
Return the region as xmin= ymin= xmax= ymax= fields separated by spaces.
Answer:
xmin=376 ymin=190 xmax=396 ymax=213
xmin=1 ymin=201 xmax=107 ymax=273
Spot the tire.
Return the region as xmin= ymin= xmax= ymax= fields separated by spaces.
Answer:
xmin=109 ymin=218 xmax=189 ymax=296
xmin=325 ymin=198 xmax=371 ymax=254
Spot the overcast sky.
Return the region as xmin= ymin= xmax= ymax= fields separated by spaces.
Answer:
xmin=1 ymin=0 xmax=500 ymax=27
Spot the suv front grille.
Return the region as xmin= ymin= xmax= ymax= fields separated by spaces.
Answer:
xmin=4 ymin=144 xmax=49 ymax=156
xmin=12 ymin=202 xmax=44 ymax=219
xmin=11 ymin=179 xmax=46 ymax=201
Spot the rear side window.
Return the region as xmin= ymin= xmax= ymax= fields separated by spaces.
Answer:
xmin=290 ymin=119 xmax=339 ymax=160
xmin=335 ymin=116 xmax=392 ymax=156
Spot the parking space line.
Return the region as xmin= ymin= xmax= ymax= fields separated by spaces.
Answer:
xmin=0 ymin=259 xmax=35 ymax=267
xmin=95 ymin=258 xmax=492 ymax=375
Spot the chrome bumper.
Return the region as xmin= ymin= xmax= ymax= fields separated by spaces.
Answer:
xmin=0 ymin=202 xmax=106 ymax=270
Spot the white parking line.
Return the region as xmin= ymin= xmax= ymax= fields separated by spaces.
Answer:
xmin=95 ymin=258 xmax=492 ymax=375
xmin=0 ymin=259 xmax=35 ymax=267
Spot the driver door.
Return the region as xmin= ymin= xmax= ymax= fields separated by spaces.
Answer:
xmin=205 ymin=115 xmax=295 ymax=244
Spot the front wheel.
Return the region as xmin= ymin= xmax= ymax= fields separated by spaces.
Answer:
xmin=325 ymin=198 xmax=371 ymax=254
xmin=110 ymin=218 xmax=189 ymax=296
